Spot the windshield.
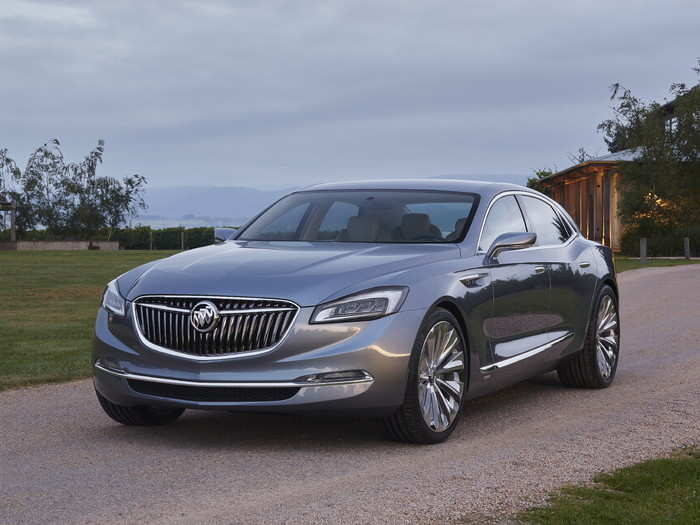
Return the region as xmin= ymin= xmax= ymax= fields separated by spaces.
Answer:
xmin=238 ymin=190 xmax=479 ymax=243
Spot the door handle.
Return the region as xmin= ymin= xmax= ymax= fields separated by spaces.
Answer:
xmin=534 ymin=266 xmax=546 ymax=274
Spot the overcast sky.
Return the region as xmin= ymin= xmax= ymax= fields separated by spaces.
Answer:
xmin=2 ymin=0 xmax=699 ymax=190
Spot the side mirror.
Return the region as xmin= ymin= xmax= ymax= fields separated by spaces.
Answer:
xmin=486 ymin=232 xmax=536 ymax=261
xmin=214 ymin=227 xmax=237 ymax=244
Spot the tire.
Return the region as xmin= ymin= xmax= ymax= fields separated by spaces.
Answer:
xmin=557 ymin=285 xmax=620 ymax=388
xmin=384 ymin=308 xmax=468 ymax=444
xmin=96 ymin=390 xmax=185 ymax=426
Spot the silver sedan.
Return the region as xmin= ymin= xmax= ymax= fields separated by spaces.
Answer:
xmin=94 ymin=179 xmax=619 ymax=443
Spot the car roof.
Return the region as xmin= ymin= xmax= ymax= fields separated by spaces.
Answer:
xmin=301 ymin=178 xmax=530 ymax=199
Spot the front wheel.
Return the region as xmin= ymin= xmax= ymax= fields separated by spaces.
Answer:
xmin=558 ymin=285 xmax=620 ymax=388
xmin=96 ymin=390 xmax=185 ymax=426
xmin=384 ymin=308 xmax=467 ymax=444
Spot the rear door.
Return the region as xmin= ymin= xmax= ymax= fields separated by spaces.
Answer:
xmin=478 ymin=195 xmax=552 ymax=369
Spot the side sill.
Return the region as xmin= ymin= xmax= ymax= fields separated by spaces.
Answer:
xmin=480 ymin=332 xmax=573 ymax=372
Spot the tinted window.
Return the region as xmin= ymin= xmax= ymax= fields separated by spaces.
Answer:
xmin=519 ymin=195 xmax=571 ymax=245
xmin=478 ymin=195 xmax=527 ymax=252
xmin=239 ymin=190 xmax=478 ymax=243
xmin=406 ymin=202 xmax=472 ymax=239
xmin=317 ymin=202 xmax=359 ymax=240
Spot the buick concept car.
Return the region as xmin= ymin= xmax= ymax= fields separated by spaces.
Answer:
xmin=94 ymin=179 xmax=620 ymax=443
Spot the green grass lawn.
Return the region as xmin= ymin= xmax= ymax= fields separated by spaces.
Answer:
xmin=519 ymin=448 xmax=700 ymax=524
xmin=0 ymin=250 xmax=176 ymax=391
xmin=614 ymin=256 xmax=700 ymax=273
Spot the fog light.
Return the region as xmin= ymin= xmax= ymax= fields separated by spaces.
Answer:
xmin=296 ymin=370 xmax=373 ymax=384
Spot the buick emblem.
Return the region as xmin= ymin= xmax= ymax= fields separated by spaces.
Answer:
xmin=190 ymin=300 xmax=220 ymax=333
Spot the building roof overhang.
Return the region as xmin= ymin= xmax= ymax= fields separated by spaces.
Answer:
xmin=540 ymin=148 xmax=640 ymax=185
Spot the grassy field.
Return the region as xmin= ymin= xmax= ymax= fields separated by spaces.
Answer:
xmin=0 ymin=250 xmax=176 ymax=391
xmin=0 ymin=251 xmax=698 ymax=392
xmin=614 ymin=256 xmax=700 ymax=273
xmin=519 ymin=448 xmax=700 ymax=524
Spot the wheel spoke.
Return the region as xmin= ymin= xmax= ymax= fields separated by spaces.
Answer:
xmin=432 ymin=325 xmax=445 ymax=366
xmin=434 ymin=383 xmax=455 ymax=427
xmin=419 ymin=383 xmax=431 ymax=420
xmin=436 ymin=351 xmax=464 ymax=374
xmin=597 ymin=299 xmax=610 ymax=329
xmin=599 ymin=334 xmax=617 ymax=349
xmin=600 ymin=317 xmax=617 ymax=332
xmin=598 ymin=341 xmax=615 ymax=365
xmin=597 ymin=347 xmax=610 ymax=377
xmin=435 ymin=377 xmax=462 ymax=399
xmin=436 ymin=328 xmax=458 ymax=369
xmin=429 ymin=386 xmax=440 ymax=430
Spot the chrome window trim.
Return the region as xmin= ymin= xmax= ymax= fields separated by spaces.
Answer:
xmin=131 ymin=294 xmax=300 ymax=361
xmin=480 ymin=332 xmax=573 ymax=372
xmin=474 ymin=190 xmax=579 ymax=256
xmin=94 ymin=363 xmax=374 ymax=388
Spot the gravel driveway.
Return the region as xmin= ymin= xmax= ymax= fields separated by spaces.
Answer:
xmin=1 ymin=264 xmax=698 ymax=525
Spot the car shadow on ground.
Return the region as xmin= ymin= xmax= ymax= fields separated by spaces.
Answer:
xmin=91 ymin=371 xmax=574 ymax=451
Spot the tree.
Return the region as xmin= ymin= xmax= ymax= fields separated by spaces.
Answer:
xmin=0 ymin=148 xmax=21 ymax=204
xmin=526 ymin=168 xmax=554 ymax=195
xmin=597 ymin=60 xmax=700 ymax=238
xmin=0 ymin=139 xmax=147 ymax=239
xmin=568 ymin=147 xmax=593 ymax=165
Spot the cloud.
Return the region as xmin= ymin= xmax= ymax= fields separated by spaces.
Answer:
xmin=1 ymin=0 xmax=698 ymax=190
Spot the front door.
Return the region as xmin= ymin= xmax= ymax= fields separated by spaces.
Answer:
xmin=488 ymin=256 xmax=551 ymax=366
xmin=477 ymin=195 xmax=553 ymax=371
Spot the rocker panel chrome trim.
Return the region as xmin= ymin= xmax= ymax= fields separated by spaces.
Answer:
xmin=480 ymin=332 xmax=573 ymax=372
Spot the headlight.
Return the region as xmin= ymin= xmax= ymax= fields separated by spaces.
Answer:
xmin=102 ymin=279 xmax=126 ymax=316
xmin=311 ymin=287 xmax=408 ymax=323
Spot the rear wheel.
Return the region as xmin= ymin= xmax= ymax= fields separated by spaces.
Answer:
xmin=558 ymin=285 xmax=620 ymax=388
xmin=384 ymin=308 xmax=467 ymax=444
xmin=96 ymin=390 xmax=185 ymax=426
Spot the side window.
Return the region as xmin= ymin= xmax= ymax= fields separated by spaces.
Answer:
xmin=317 ymin=201 xmax=359 ymax=240
xmin=519 ymin=195 xmax=571 ymax=245
xmin=478 ymin=195 xmax=527 ymax=252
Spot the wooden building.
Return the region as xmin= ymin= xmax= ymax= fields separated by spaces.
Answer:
xmin=539 ymin=149 xmax=638 ymax=252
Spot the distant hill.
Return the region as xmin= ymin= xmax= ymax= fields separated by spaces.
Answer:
xmin=134 ymin=175 xmax=527 ymax=228
xmin=135 ymin=186 xmax=290 ymax=228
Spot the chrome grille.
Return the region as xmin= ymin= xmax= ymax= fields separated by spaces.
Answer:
xmin=133 ymin=296 xmax=298 ymax=358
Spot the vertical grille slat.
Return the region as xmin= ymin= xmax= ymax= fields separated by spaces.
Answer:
xmin=261 ymin=312 xmax=274 ymax=348
xmin=133 ymin=297 xmax=297 ymax=358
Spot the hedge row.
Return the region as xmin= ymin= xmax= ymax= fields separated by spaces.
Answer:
xmin=0 ymin=226 xmax=238 ymax=250
xmin=111 ymin=226 xmax=221 ymax=250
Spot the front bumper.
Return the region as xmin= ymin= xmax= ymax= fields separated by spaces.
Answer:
xmin=93 ymin=305 xmax=426 ymax=414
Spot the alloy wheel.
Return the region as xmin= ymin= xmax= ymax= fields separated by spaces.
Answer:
xmin=417 ymin=320 xmax=465 ymax=432
xmin=596 ymin=295 xmax=619 ymax=378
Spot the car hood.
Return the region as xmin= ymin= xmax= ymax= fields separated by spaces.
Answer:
xmin=124 ymin=241 xmax=460 ymax=306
